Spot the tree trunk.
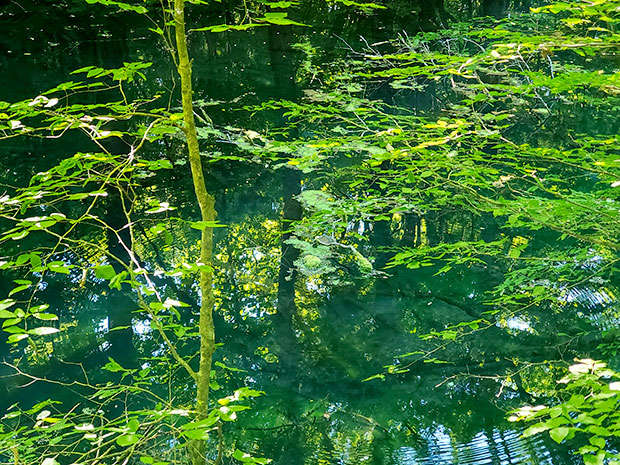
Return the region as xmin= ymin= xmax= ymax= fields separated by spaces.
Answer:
xmin=172 ymin=1 xmax=217 ymax=464
xmin=482 ymin=0 xmax=509 ymax=18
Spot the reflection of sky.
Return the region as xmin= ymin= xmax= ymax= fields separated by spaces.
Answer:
xmin=561 ymin=285 xmax=619 ymax=330
xmin=133 ymin=319 xmax=151 ymax=336
xmin=97 ymin=316 xmax=160 ymax=337
xmin=562 ymin=287 xmax=614 ymax=308
xmin=505 ymin=317 xmax=531 ymax=333
xmin=495 ymin=316 xmax=535 ymax=335
xmin=393 ymin=428 xmax=555 ymax=465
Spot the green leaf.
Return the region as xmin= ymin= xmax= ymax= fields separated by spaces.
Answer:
xmin=94 ymin=265 xmax=116 ymax=280
xmin=0 ymin=299 xmax=16 ymax=311
xmin=127 ymin=418 xmax=140 ymax=433
xmin=28 ymin=327 xmax=60 ymax=336
xmin=32 ymin=313 xmax=58 ymax=321
xmin=549 ymin=427 xmax=570 ymax=443
xmin=233 ymin=449 xmax=252 ymax=462
xmin=4 ymin=326 xmax=25 ymax=334
xmin=84 ymin=0 xmax=148 ymax=14
xmin=116 ymin=433 xmax=139 ymax=447
xmin=2 ymin=318 xmax=21 ymax=327
xmin=71 ymin=66 xmax=95 ymax=75
xmin=0 ymin=310 xmax=16 ymax=319
xmin=587 ymin=425 xmax=611 ymax=436
xmin=7 ymin=334 xmax=29 ymax=343
xmin=189 ymin=221 xmax=227 ymax=230
xmin=103 ymin=358 xmax=125 ymax=372
xmin=583 ymin=454 xmax=604 ymax=465
xmin=182 ymin=429 xmax=210 ymax=440
xmin=508 ymin=247 xmax=522 ymax=258
xmin=589 ymin=437 xmax=606 ymax=449
xmin=8 ymin=283 xmax=31 ymax=297
xmin=47 ymin=261 xmax=71 ymax=274
xmin=87 ymin=67 xmax=105 ymax=78
xmin=109 ymin=271 xmax=128 ymax=290
xmin=259 ymin=12 xmax=308 ymax=26
xmin=15 ymin=254 xmax=31 ymax=266
xmin=523 ymin=423 xmax=550 ymax=436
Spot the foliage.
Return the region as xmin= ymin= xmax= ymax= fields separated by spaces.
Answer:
xmin=0 ymin=371 xmax=265 ymax=465
xmin=243 ymin=0 xmax=620 ymax=336
xmin=3 ymin=0 xmax=620 ymax=463
xmin=0 ymin=4 xmax=272 ymax=464
xmin=509 ymin=359 xmax=620 ymax=465
xmin=234 ymin=1 xmax=620 ymax=459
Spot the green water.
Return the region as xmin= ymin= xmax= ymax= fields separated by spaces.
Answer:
xmin=1 ymin=2 xmax=617 ymax=464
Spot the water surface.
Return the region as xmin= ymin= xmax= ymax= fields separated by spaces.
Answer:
xmin=0 ymin=3 xmax=614 ymax=464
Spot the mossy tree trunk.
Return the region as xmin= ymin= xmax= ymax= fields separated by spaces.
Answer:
xmin=172 ymin=1 xmax=217 ymax=463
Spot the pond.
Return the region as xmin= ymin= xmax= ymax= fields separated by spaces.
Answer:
xmin=1 ymin=2 xmax=618 ymax=465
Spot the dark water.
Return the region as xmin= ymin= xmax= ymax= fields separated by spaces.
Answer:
xmin=0 ymin=2 xmax=615 ymax=465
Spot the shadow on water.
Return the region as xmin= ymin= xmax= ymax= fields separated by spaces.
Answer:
xmin=390 ymin=430 xmax=556 ymax=465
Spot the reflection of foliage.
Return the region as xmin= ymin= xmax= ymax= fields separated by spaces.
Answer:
xmin=220 ymin=7 xmax=620 ymax=461
xmin=243 ymin=0 xmax=620 ymax=383
xmin=0 ymin=51 xmax=271 ymax=464
xmin=215 ymin=217 xmax=281 ymax=321
xmin=3 ymin=0 xmax=620 ymax=464
xmin=288 ymin=189 xmax=376 ymax=285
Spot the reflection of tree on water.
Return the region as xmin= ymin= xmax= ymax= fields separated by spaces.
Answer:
xmin=221 ymin=175 xmax=517 ymax=462
xmin=268 ymin=19 xmax=304 ymax=371
xmin=103 ymin=188 xmax=138 ymax=369
xmin=275 ymin=169 xmax=303 ymax=371
xmin=223 ymin=186 xmax=617 ymax=463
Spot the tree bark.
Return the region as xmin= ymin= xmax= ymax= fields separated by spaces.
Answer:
xmin=172 ymin=1 xmax=217 ymax=463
